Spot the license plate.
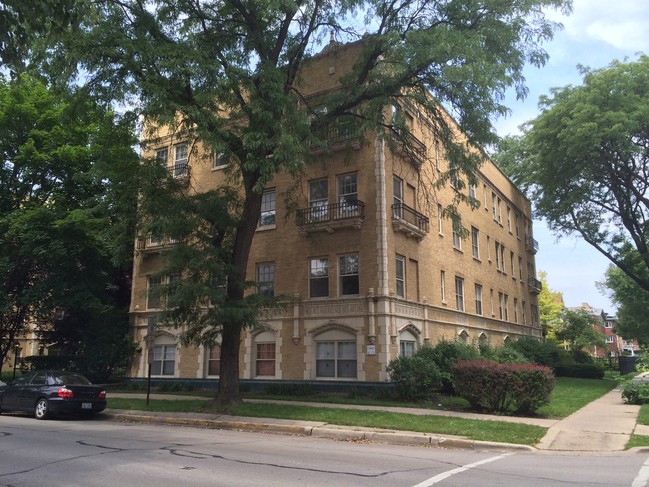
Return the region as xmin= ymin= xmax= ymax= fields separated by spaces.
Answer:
xmin=82 ymin=402 xmax=92 ymax=409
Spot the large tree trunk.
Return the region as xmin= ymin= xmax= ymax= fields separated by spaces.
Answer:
xmin=215 ymin=179 xmax=263 ymax=406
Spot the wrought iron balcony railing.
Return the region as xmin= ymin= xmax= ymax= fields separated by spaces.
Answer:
xmin=391 ymin=203 xmax=429 ymax=240
xmin=525 ymin=235 xmax=539 ymax=254
xmin=528 ymin=277 xmax=542 ymax=294
xmin=295 ymin=200 xmax=365 ymax=233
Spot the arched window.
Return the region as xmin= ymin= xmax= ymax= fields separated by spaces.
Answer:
xmin=399 ymin=329 xmax=418 ymax=357
xmin=254 ymin=330 xmax=276 ymax=377
xmin=152 ymin=335 xmax=176 ymax=376
xmin=458 ymin=330 xmax=469 ymax=344
xmin=315 ymin=328 xmax=357 ymax=378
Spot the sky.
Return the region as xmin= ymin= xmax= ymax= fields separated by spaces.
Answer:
xmin=491 ymin=0 xmax=649 ymax=314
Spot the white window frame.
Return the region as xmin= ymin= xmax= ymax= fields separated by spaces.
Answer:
xmin=309 ymin=257 xmax=329 ymax=298
xmin=475 ymin=283 xmax=483 ymax=316
xmin=471 ymin=227 xmax=479 ymax=259
xmin=256 ymin=263 xmax=275 ymax=297
xmin=339 ymin=253 xmax=360 ymax=296
xmin=259 ymin=189 xmax=276 ymax=228
xmin=455 ymin=276 xmax=465 ymax=312
xmin=395 ymin=255 xmax=405 ymax=298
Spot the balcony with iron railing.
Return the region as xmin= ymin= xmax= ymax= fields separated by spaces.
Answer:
xmin=309 ymin=116 xmax=360 ymax=152
xmin=295 ymin=200 xmax=365 ymax=234
xmin=136 ymin=236 xmax=179 ymax=254
xmin=525 ymin=235 xmax=539 ymax=254
xmin=390 ymin=129 xmax=427 ymax=167
xmin=528 ymin=277 xmax=542 ymax=294
xmin=168 ymin=163 xmax=189 ymax=182
xmin=391 ymin=203 xmax=429 ymax=240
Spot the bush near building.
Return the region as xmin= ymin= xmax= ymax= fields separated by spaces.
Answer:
xmin=452 ymin=359 xmax=555 ymax=414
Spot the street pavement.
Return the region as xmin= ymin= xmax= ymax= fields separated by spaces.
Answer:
xmin=105 ymin=376 xmax=649 ymax=454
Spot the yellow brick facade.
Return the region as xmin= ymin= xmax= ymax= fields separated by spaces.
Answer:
xmin=128 ymin=41 xmax=541 ymax=383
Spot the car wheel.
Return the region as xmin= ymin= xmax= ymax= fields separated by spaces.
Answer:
xmin=34 ymin=398 xmax=50 ymax=420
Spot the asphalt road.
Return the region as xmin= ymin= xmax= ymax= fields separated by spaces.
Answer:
xmin=2 ymin=414 xmax=649 ymax=486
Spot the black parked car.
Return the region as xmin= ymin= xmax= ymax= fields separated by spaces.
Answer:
xmin=0 ymin=370 xmax=106 ymax=420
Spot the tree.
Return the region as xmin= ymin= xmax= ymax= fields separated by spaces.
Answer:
xmin=24 ymin=0 xmax=571 ymax=405
xmin=600 ymin=262 xmax=649 ymax=346
xmin=0 ymin=75 xmax=140 ymax=381
xmin=537 ymin=271 xmax=563 ymax=339
xmin=555 ymin=308 xmax=606 ymax=360
xmin=494 ymin=56 xmax=649 ymax=293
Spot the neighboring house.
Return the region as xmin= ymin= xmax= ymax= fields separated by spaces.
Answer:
xmin=128 ymin=40 xmax=542 ymax=383
xmin=573 ymin=303 xmax=635 ymax=358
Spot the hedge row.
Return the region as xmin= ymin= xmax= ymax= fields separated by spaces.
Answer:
xmin=451 ymin=359 xmax=555 ymax=414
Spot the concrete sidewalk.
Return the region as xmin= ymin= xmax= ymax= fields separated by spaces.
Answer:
xmin=536 ymin=387 xmax=640 ymax=452
xmin=106 ymin=384 xmax=643 ymax=453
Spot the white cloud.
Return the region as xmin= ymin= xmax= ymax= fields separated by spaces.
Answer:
xmin=550 ymin=0 xmax=649 ymax=52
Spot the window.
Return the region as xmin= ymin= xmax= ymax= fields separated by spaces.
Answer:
xmin=498 ymin=292 xmax=504 ymax=319
xmin=155 ymin=148 xmax=168 ymax=166
xmin=455 ymin=277 xmax=465 ymax=312
xmin=452 ymin=218 xmax=462 ymax=250
xmin=395 ymin=255 xmax=405 ymax=298
xmin=514 ymin=298 xmax=519 ymax=323
xmin=173 ymin=143 xmax=189 ymax=177
xmin=259 ymin=189 xmax=276 ymax=227
xmin=504 ymin=294 xmax=509 ymax=321
xmin=256 ymin=263 xmax=275 ymax=297
xmin=495 ymin=242 xmax=501 ymax=270
xmin=458 ymin=330 xmax=469 ymax=344
xmin=437 ymin=204 xmax=443 ymax=234
xmin=492 ymin=193 xmax=497 ymax=220
xmin=497 ymin=198 xmax=502 ymax=223
xmin=213 ymin=152 xmax=228 ymax=169
xmin=606 ymin=336 xmax=614 ymax=343
xmin=515 ymin=214 xmax=521 ymax=238
xmin=519 ymin=256 xmax=524 ymax=280
xmin=475 ymin=284 xmax=483 ymax=316
xmin=309 ymin=179 xmax=329 ymax=221
xmin=490 ymin=289 xmax=494 ymax=316
xmin=152 ymin=338 xmax=176 ymax=376
xmin=399 ymin=330 xmax=418 ymax=358
xmin=207 ymin=345 xmax=220 ymax=376
xmin=469 ymin=183 xmax=477 ymax=200
xmin=309 ymin=257 xmax=329 ymax=298
xmin=486 ymin=236 xmax=491 ymax=261
xmin=440 ymin=270 xmax=446 ymax=302
xmin=500 ymin=244 xmax=506 ymax=273
xmin=147 ymin=275 xmax=163 ymax=309
xmin=393 ymin=176 xmax=403 ymax=219
xmin=256 ymin=341 xmax=276 ymax=377
xmin=338 ymin=173 xmax=358 ymax=217
xmin=507 ymin=207 xmax=512 ymax=232
xmin=316 ymin=329 xmax=357 ymax=378
xmin=471 ymin=227 xmax=480 ymax=259
xmin=339 ymin=254 xmax=359 ymax=295
xmin=510 ymin=251 xmax=515 ymax=278
xmin=522 ymin=300 xmax=527 ymax=324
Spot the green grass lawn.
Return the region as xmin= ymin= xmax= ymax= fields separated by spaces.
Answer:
xmin=535 ymin=377 xmax=618 ymax=417
xmin=106 ymin=376 xmax=620 ymax=446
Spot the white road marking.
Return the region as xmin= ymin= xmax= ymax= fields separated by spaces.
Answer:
xmin=631 ymin=455 xmax=649 ymax=487
xmin=411 ymin=452 xmax=515 ymax=487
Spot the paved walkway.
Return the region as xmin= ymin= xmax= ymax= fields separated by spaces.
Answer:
xmin=107 ymin=380 xmax=646 ymax=453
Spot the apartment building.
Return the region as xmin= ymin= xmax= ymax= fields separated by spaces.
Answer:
xmin=128 ymin=40 xmax=542 ymax=383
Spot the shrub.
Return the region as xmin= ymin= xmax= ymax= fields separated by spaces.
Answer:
xmin=451 ymin=359 xmax=555 ymax=414
xmin=621 ymin=382 xmax=649 ymax=404
xmin=264 ymin=383 xmax=313 ymax=397
xmin=509 ymin=338 xmax=562 ymax=369
xmin=490 ymin=346 xmax=530 ymax=364
xmin=386 ymin=355 xmax=442 ymax=401
xmin=554 ymin=363 xmax=605 ymax=379
xmin=419 ymin=341 xmax=479 ymax=394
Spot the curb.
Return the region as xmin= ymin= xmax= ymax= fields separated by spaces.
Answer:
xmin=104 ymin=411 xmax=534 ymax=452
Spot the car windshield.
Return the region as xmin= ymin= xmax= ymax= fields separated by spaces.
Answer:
xmin=51 ymin=373 xmax=92 ymax=385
